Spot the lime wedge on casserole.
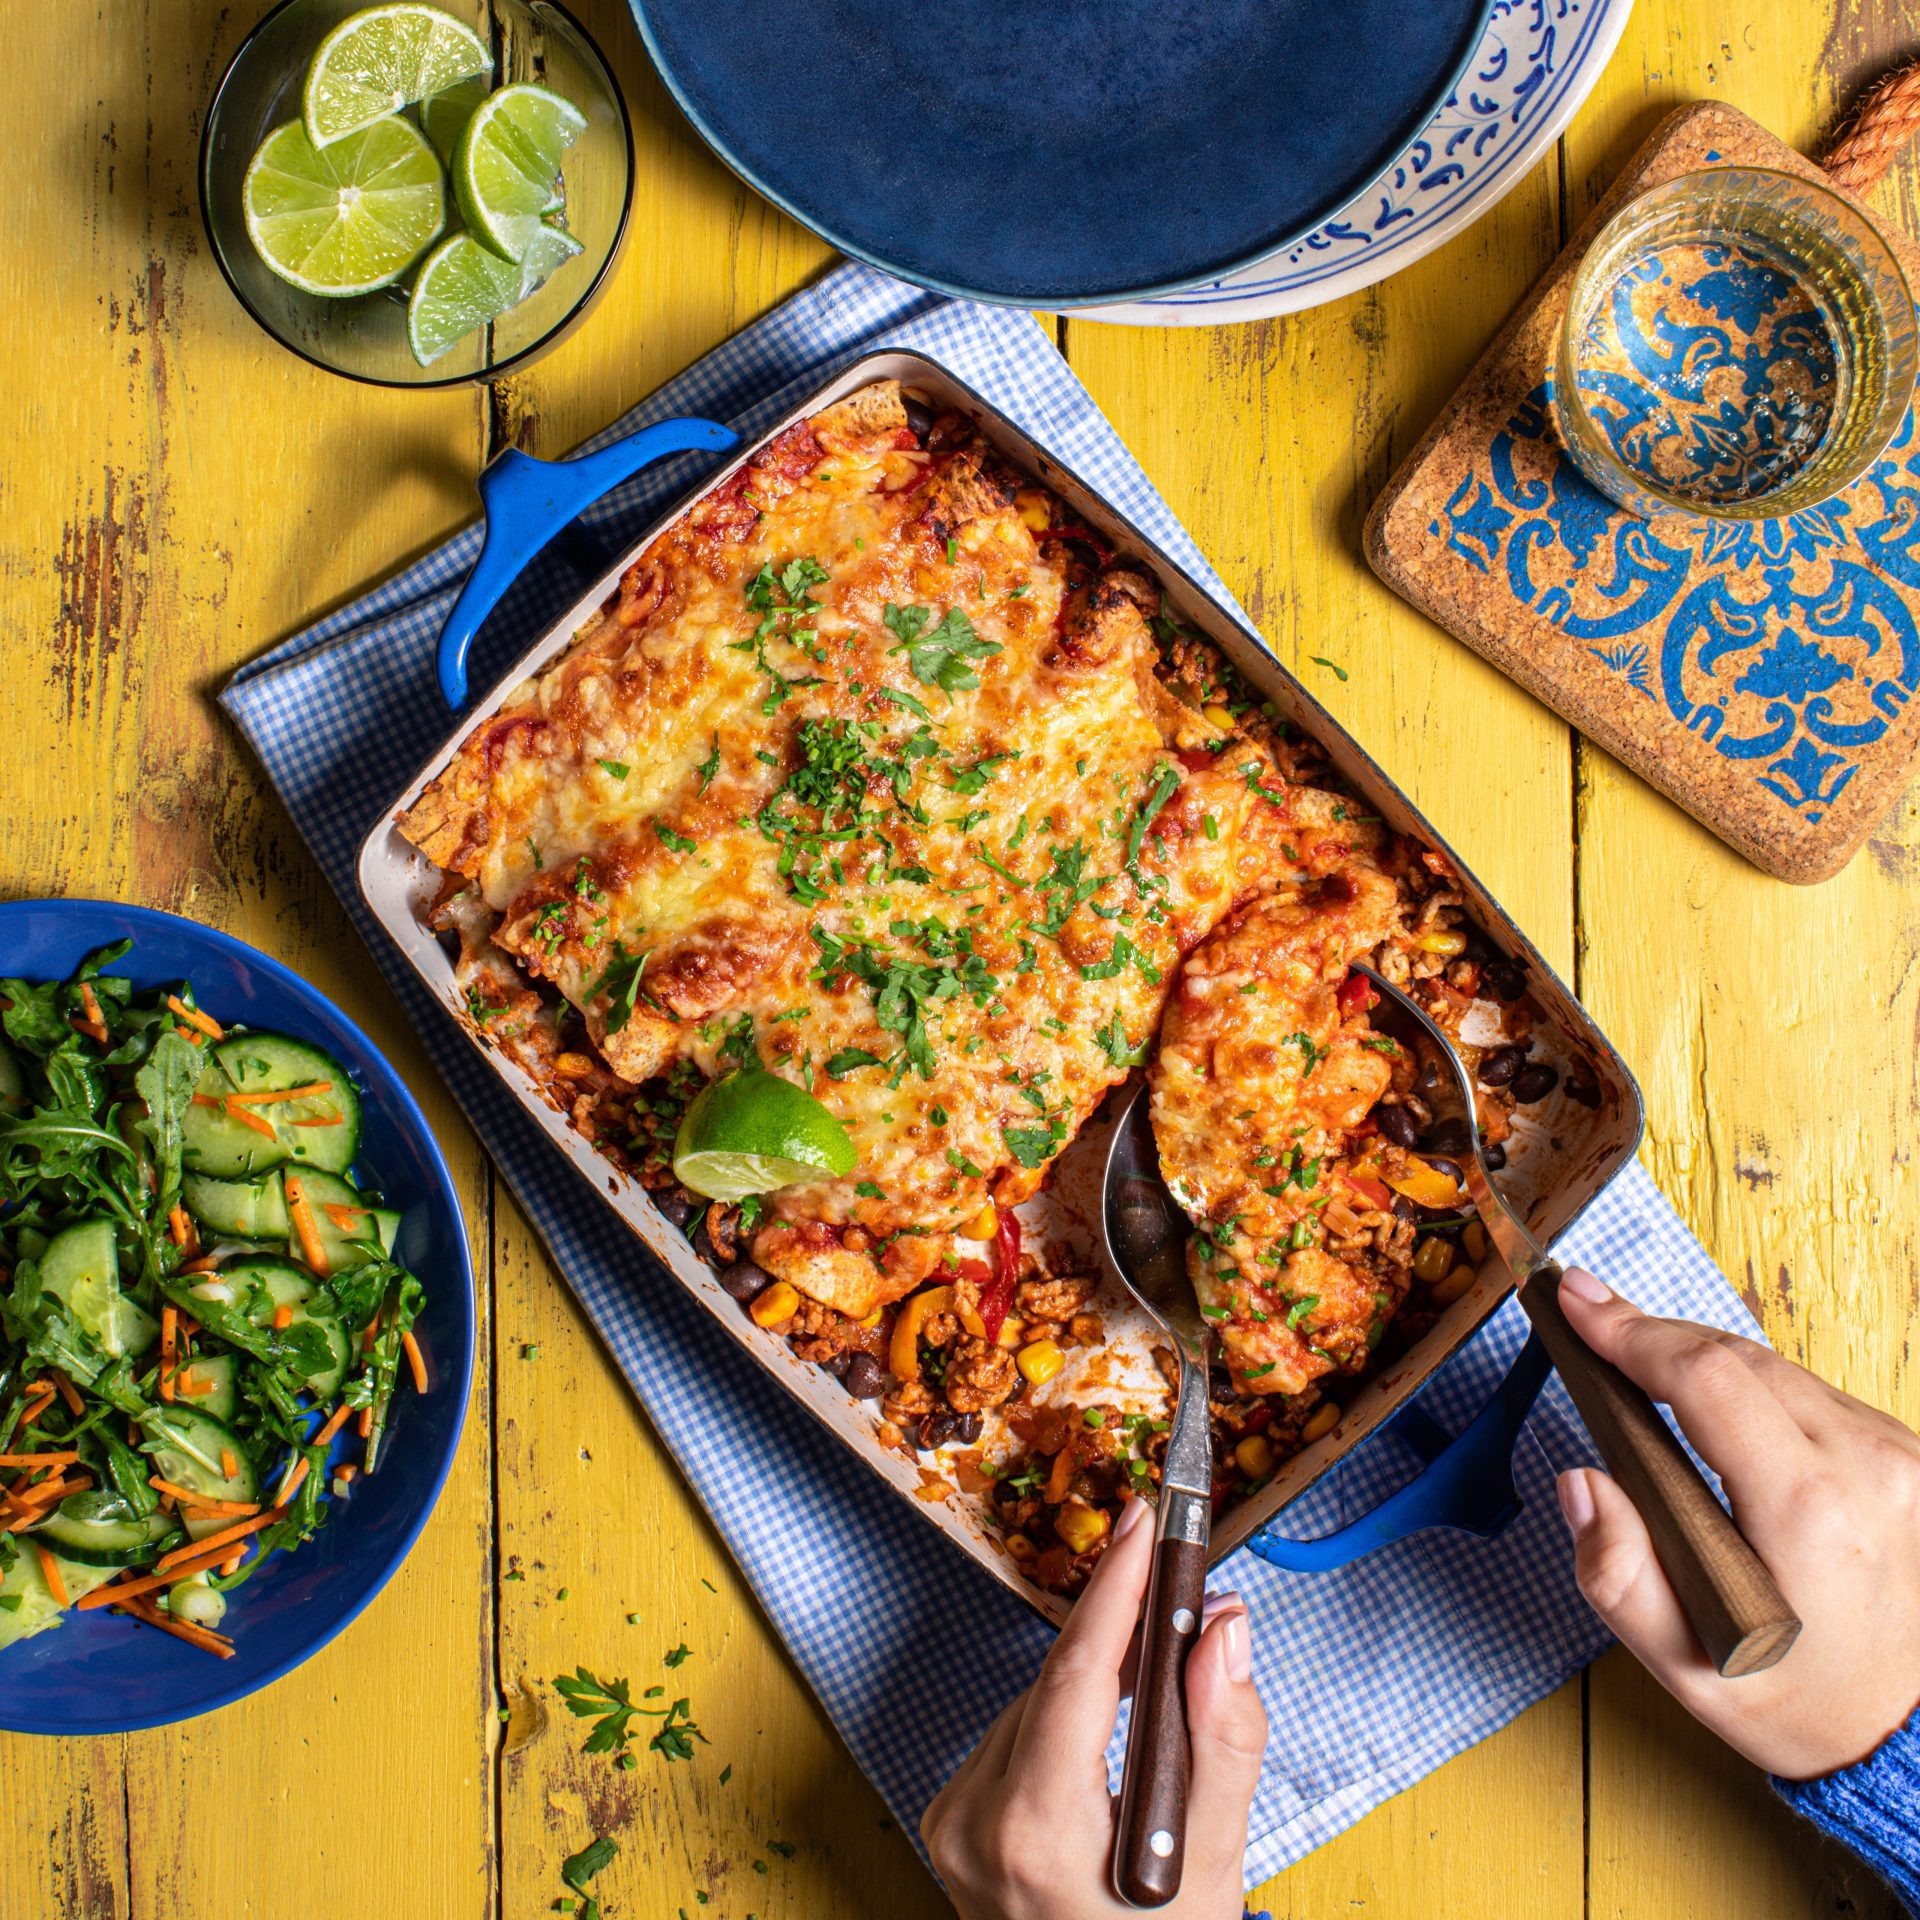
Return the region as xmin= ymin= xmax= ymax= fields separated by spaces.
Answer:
xmin=243 ymin=116 xmax=445 ymax=297
xmin=673 ymin=1071 xmax=858 ymax=1202
xmin=453 ymin=81 xmax=587 ymax=262
xmin=419 ymin=70 xmax=492 ymax=165
xmin=302 ymin=3 xmax=491 ymax=148
xmin=406 ymin=222 xmax=583 ymax=364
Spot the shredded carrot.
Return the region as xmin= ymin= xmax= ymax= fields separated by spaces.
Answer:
xmin=155 ymin=1506 xmax=285 ymax=1572
xmin=220 ymin=1547 xmax=246 ymax=1576
xmin=147 ymin=1478 xmax=258 ymax=1516
xmin=0 ymin=1451 xmax=80 ymax=1470
xmin=160 ymin=1307 xmax=178 ymax=1403
xmin=222 ymin=1099 xmax=278 ymax=1139
xmin=357 ymin=1407 xmax=373 ymax=1439
xmin=285 ymin=1177 xmax=330 ymax=1277
xmin=79 ymin=982 xmax=104 ymax=1028
xmin=33 ymin=1542 xmax=67 ymax=1606
xmin=179 ymin=1255 xmax=222 ymax=1275
xmin=17 ymin=1388 xmax=53 ymax=1429
xmin=271 ymin=1303 xmax=294 ymax=1331
xmin=167 ymin=1205 xmax=200 ymax=1255
xmin=313 ymin=1402 xmax=353 ymax=1448
xmin=221 ymin=1081 xmax=333 ymax=1106
xmin=362 ymin=1309 xmax=382 ymax=1355
xmin=322 ymin=1203 xmax=368 ymax=1229
xmin=164 ymin=995 xmax=224 ymax=1041
xmin=68 ymin=1015 xmax=110 ymax=1045
xmin=335 ymin=1464 xmax=358 ymax=1484
xmin=294 ymin=1115 xmax=345 ymax=1127
xmin=175 ymin=1373 xmax=214 ymax=1398
xmin=276 ymin=1458 xmax=310 ymax=1506
xmin=52 ymin=1373 xmax=84 ymax=1416
xmin=179 ymin=1316 xmax=201 ymax=1340
xmin=0 ymin=1474 xmax=89 ymax=1527
xmin=220 ymin=1447 xmax=238 ymax=1480
xmin=175 ymin=1025 xmax=206 ymax=1046
xmin=114 ymin=1593 xmax=235 ymax=1658
xmin=401 ymin=1331 xmax=428 ymax=1395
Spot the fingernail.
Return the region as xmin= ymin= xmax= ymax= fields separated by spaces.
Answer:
xmin=1114 ymin=1496 xmax=1150 ymax=1542
xmin=1200 ymin=1588 xmax=1243 ymax=1627
xmin=1558 ymin=1468 xmax=1596 ymax=1532
xmin=1219 ymin=1610 xmax=1253 ymax=1683
xmin=1559 ymin=1268 xmax=1611 ymax=1305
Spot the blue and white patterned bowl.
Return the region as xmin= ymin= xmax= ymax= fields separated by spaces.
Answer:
xmin=1091 ymin=0 xmax=1634 ymax=325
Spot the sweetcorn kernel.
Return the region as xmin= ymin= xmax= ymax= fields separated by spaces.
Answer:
xmin=1233 ymin=1433 xmax=1275 ymax=1479
xmin=1202 ymin=704 xmax=1236 ymax=732
xmin=857 ymin=1307 xmax=884 ymax=1329
xmin=1005 ymin=1532 xmax=1038 ymax=1562
xmin=962 ymin=1204 xmax=999 ymax=1241
xmin=1301 ymin=1401 xmax=1341 ymax=1443
xmin=749 ymin=1281 xmax=801 ymax=1329
xmin=1017 ymin=1338 xmax=1065 ymax=1386
xmin=1416 ymin=930 xmax=1468 ymax=957
xmin=1015 ymin=489 xmax=1052 ymax=531
xmin=1430 ymin=1265 xmax=1477 ymax=1307
xmin=1413 ymin=1236 xmax=1455 ymax=1286
xmin=1055 ymin=1500 xmax=1111 ymax=1555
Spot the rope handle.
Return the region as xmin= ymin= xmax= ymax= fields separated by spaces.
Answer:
xmin=1822 ymin=61 xmax=1920 ymax=193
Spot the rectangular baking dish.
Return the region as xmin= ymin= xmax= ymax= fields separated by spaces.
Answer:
xmin=357 ymin=348 xmax=1645 ymax=1626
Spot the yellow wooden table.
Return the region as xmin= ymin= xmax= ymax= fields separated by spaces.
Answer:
xmin=2 ymin=3 xmax=1915 ymax=1915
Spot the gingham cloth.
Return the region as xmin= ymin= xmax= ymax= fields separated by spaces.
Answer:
xmin=221 ymin=262 xmax=1762 ymax=1893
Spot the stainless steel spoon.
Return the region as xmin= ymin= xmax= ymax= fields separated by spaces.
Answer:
xmin=1100 ymin=1084 xmax=1213 ymax=1908
xmin=1353 ymin=964 xmax=1801 ymax=1677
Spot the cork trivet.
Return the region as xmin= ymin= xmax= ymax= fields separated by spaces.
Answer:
xmin=1365 ymin=101 xmax=1920 ymax=884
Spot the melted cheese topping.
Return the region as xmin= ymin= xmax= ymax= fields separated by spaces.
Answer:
xmin=404 ymin=382 xmax=1279 ymax=1317
xmin=1149 ymin=864 xmax=1413 ymax=1395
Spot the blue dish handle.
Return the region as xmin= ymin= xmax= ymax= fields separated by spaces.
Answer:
xmin=1241 ymin=1332 xmax=1552 ymax=1572
xmin=436 ymin=416 xmax=741 ymax=708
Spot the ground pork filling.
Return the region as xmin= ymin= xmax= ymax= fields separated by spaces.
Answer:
xmin=424 ymin=412 xmax=1597 ymax=1599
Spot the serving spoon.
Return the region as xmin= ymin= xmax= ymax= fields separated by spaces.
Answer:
xmin=1100 ymin=1084 xmax=1214 ymax=1909
xmin=1352 ymin=964 xmax=1802 ymax=1678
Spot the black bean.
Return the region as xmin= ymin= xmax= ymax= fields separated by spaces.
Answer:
xmin=955 ymin=1412 xmax=984 ymax=1445
xmin=693 ymin=1220 xmax=722 ymax=1268
xmin=1390 ymin=1194 xmax=1418 ymax=1224
xmin=1415 ymin=1058 xmax=1450 ymax=1099
xmin=919 ymin=1412 xmax=956 ymax=1451
xmin=1511 ymin=1063 xmax=1560 ymax=1105
xmin=901 ymin=394 xmax=937 ymax=444
xmin=993 ymin=1475 xmax=1023 ymax=1507
xmin=1424 ymin=1117 xmax=1472 ymax=1157
xmin=843 ymin=1353 xmax=887 ymax=1400
xmin=1374 ymin=1103 xmax=1419 ymax=1149
xmin=718 ymin=1260 xmax=770 ymax=1301
xmin=1424 ymin=1155 xmax=1465 ymax=1186
xmin=654 ymin=1188 xmax=695 ymax=1230
xmin=820 ymin=1350 xmax=852 ymax=1378
xmin=1481 ymin=1140 xmax=1507 ymax=1172
xmin=1484 ymin=959 xmax=1527 ymax=1002
xmin=1478 ymin=1044 xmax=1525 ymax=1089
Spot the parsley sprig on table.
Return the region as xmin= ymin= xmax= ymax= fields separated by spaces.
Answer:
xmin=554 ymin=1664 xmax=711 ymax=1766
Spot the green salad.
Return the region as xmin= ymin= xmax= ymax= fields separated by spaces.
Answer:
xmin=0 ymin=941 xmax=429 ymax=1657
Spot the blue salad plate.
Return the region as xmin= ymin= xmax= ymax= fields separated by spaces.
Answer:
xmin=629 ymin=0 xmax=1497 ymax=307
xmin=0 ymin=899 xmax=474 ymax=1735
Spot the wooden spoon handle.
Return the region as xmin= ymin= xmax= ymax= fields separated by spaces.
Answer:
xmin=1112 ymin=1505 xmax=1209 ymax=1906
xmin=1521 ymin=1262 xmax=1802 ymax=1677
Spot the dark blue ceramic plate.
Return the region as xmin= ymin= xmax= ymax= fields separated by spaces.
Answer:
xmin=0 ymin=900 xmax=473 ymax=1735
xmin=629 ymin=0 xmax=1496 ymax=307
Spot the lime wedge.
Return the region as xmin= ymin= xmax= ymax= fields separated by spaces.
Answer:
xmin=303 ymin=3 xmax=491 ymax=149
xmin=406 ymin=223 xmax=583 ymax=364
xmin=243 ymin=117 xmax=446 ymax=298
xmin=673 ymin=1070 xmax=858 ymax=1203
xmin=419 ymin=71 xmax=490 ymax=165
xmin=454 ymin=82 xmax=587 ymax=262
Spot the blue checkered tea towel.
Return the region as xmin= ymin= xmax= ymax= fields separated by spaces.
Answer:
xmin=221 ymin=261 xmax=1762 ymax=1892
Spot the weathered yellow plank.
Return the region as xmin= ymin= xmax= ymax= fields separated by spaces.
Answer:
xmin=1065 ymin=165 xmax=1587 ymax=1918
xmin=1568 ymin=4 xmax=1917 ymax=1917
xmin=0 ymin=5 xmax=496 ymax=1917
xmin=483 ymin=9 xmax=936 ymax=1917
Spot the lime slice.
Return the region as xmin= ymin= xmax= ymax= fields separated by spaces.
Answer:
xmin=406 ymin=222 xmax=583 ymax=364
xmin=673 ymin=1070 xmax=858 ymax=1202
xmin=419 ymin=71 xmax=490 ymax=166
xmin=454 ymin=82 xmax=587 ymax=262
xmin=303 ymin=3 xmax=491 ymax=148
xmin=243 ymin=117 xmax=446 ymax=297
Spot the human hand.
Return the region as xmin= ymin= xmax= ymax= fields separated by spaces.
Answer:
xmin=1554 ymin=1268 xmax=1920 ymax=1780
xmin=921 ymin=1496 xmax=1267 ymax=1919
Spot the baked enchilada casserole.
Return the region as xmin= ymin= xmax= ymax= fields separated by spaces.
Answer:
xmin=402 ymin=379 xmax=1592 ymax=1594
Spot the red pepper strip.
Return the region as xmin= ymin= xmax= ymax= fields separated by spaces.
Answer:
xmin=1175 ymin=746 xmax=1218 ymax=773
xmin=1342 ymin=1170 xmax=1392 ymax=1211
xmin=1337 ymin=970 xmax=1377 ymax=1018
xmin=1034 ymin=524 xmax=1113 ymax=564
xmin=979 ymin=1211 xmax=1022 ymax=1344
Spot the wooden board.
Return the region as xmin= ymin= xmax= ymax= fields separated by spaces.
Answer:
xmin=1366 ymin=101 xmax=1920 ymax=885
xmin=0 ymin=0 xmax=1913 ymax=1917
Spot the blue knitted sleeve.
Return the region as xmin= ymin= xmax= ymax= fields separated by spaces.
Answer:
xmin=1774 ymin=1705 xmax=1920 ymax=1916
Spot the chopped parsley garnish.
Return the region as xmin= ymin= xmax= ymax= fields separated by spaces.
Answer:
xmin=1125 ymin=763 xmax=1181 ymax=874
xmin=1003 ymin=1119 xmax=1066 ymax=1168
xmin=1286 ymin=1031 xmax=1330 ymax=1075
xmin=695 ymin=735 xmax=721 ymax=793
xmin=554 ymin=1667 xmax=708 ymax=1766
xmin=883 ymin=602 xmax=1003 ymax=696
xmin=653 ymin=821 xmax=697 ymax=856
xmin=596 ymin=759 xmax=630 ymax=780
xmin=825 ymin=1046 xmax=885 ymax=1079
xmin=947 ymin=752 xmax=1016 ymax=796
xmin=1310 ymin=655 xmax=1349 ymax=682
xmin=1286 ymin=1294 xmax=1321 ymax=1329
xmin=945 ymin=1145 xmax=984 ymax=1179
xmin=1078 ymin=932 xmax=1161 ymax=986
xmin=736 ymin=556 xmax=831 ymax=713
xmin=854 ymin=1180 xmax=886 ymax=1200
xmin=584 ymin=942 xmax=651 ymax=1036
xmin=1094 ymin=1011 xmax=1147 ymax=1069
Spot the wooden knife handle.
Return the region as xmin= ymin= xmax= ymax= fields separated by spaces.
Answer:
xmin=1112 ymin=1523 xmax=1209 ymax=1906
xmin=1522 ymin=1262 xmax=1802 ymax=1677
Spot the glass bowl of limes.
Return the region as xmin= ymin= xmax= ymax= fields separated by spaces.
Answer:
xmin=200 ymin=0 xmax=632 ymax=386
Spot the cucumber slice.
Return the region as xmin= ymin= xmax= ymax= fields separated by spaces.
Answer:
xmin=139 ymin=1405 xmax=260 ymax=1542
xmin=213 ymin=1031 xmax=362 ymax=1177
xmin=284 ymin=1168 xmax=398 ymax=1273
xmin=35 ymin=1218 xmax=156 ymax=1368
xmin=171 ymin=1350 xmax=239 ymax=1422
xmin=181 ymin=1058 xmax=288 ymax=1178
xmin=222 ymin=1257 xmax=353 ymax=1399
xmin=31 ymin=1492 xmax=185 ymax=1568
xmin=182 ymin=1169 xmax=288 ymax=1241
xmin=0 ymin=1542 xmax=118 ymax=1647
